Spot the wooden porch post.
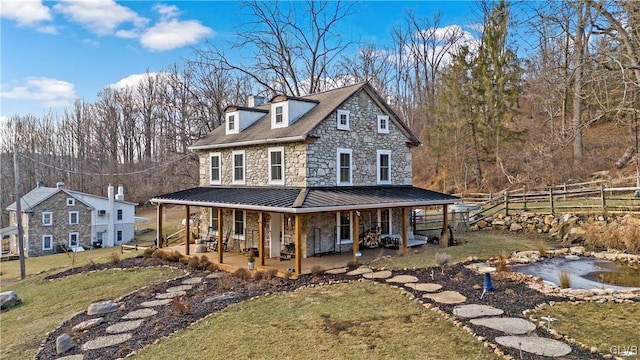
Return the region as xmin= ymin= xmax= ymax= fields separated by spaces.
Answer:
xmin=184 ymin=205 xmax=190 ymax=255
xmin=353 ymin=211 xmax=360 ymax=263
xmin=156 ymin=204 xmax=163 ymax=248
xmin=294 ymin=214 xmax=302 ymax=275
xmin=217 ymin=208 xmax=224 ymax=264
xmin=258 ymin=212 xmax=265 ymax=267
xmin=441 ymin=204 xmax=449 ymax=247
xmin=401 ymin=208 xmax=408 ymax=252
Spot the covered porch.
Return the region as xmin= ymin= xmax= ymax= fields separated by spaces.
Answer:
xmin=150 ymin=186 xmax=459 ymax=276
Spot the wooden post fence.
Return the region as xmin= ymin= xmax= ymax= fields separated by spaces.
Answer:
xmin=549 ymin=187 xmax=555 ymax=215
xmin=504 ymin=192 xmax=509 ymax=216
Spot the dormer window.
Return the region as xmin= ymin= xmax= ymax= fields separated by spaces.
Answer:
xmin=377 ymin=115 xmax=389 ymax=134
xmin=275 ymin=106 xmax=283 ymax=124
xmin=227 ymin=114 xmax=237 ymax=133
xmin=271 ymin=102 xmax=288 ymax=129
xmin=337 ymin=109 xmax=350 ymax=130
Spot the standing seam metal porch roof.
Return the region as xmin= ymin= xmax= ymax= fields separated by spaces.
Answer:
xmin=150 ymin=186 xmax=460 ymax=213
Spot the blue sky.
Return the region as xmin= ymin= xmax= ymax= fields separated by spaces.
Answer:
xmin=1 ymin=1 xmax=478 ymax=118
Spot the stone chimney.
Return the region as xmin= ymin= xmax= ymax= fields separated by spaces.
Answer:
xmin=248 ymin=95 xmax=265 ymax=107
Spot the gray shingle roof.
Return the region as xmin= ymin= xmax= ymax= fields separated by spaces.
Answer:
xmin=151 ymin=186 xmax=459 ymax=213
xmin=190 ymin=82 xmax=421 ymax=150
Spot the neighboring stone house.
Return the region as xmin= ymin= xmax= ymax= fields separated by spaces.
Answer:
xmin=151 ymin=82 xmax=459 ymax=274
xmin=5 ymin=183 xmax=136 ymax=257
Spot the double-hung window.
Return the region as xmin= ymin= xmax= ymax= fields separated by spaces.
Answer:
xmin=377 ymin=150 xmax=392 ymax=184
xmin=336 ymin=148 xmax=353 ymax=186
xmin=210 ymin=152 xmax=221 ymax=184
xmin=42 ymin=212 xmax=53 ymax=226
xmin=210 ymin=208 xmax=219 ymax=235
xmin=232 ymin=150 xmax=246 ymax=184
xmin=378 ymin=209 xmax=392 ymax=236
xmin=268 ymin=147 xmax=285 ymax=185
xmin=337 ymin=109 xmax=350 ymax=130
xmin=234 ymin=210 xmax=245 ymax=238
xmin=275 ymin=106 xmax=283 ymax=124
xmin=69 ymin=211 xmax=79 ymax=225
xmin=228 ymin=115 xmax=235 ymax=131
xmin=69 ymin=232 xmax=79 ymax=248
xmin=42 ymin=235 xmax=53 ymax=250
xmin=377 ymin=115 xmax=389 ymax=133
xmin=116 ymin=209 xmax=123 ymax=221
xmin=116 ymin=230 xmax=123 ymax=243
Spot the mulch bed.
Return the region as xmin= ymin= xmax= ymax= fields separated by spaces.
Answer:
xmin=37 ymin=257 xmax=606 ymax=360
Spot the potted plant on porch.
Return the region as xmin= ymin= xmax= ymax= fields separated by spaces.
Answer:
xmin=247 ymin=252 xmax=255 ymax=270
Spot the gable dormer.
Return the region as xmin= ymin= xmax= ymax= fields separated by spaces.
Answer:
xmin=224 ymin=105 xmax=268 ymax=135
xmin=269 ymin=95 xmax=318 ymax=129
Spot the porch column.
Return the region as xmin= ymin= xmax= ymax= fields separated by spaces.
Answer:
xmin=352 ymin=211 xmax=359 ymax=264
xmin=258 ymin=212 xmax=265 ymax=267
xmin=184 ymin=205 xmax=190 ymax=255
xmin=441 ymin=204 xmax=449 ymax=247
xmin=217 ymin=208 xmax=224 ymax=264
xmin=294 ymin=214 xmax=302 ymax=275
xmin=156 ymin=204 xmax=163 ymax=248
xmin=401 ymin=207 xmax=408 ymax=252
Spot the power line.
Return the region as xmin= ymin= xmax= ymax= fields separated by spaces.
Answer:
xmin=17 ymin=152 xmax=194 ymax=177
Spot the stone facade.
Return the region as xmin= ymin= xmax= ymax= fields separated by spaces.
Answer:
xmin=12 ymin=192 xmax=92 ymax=257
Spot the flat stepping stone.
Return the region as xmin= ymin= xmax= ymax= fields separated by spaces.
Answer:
xmin=166 ymin=284 xmax=193 ymax=292
xmin=325 ymin=267 xmax=347 ymax=274
xmin=156 ymin=291 xmax=185 ymax=299
xmin=182 ymin=277 xmax=203 ymax=285
xmin=496 ymin=336 xmax=572 ymax=357
xmin=423 ymin=291 xmax=467 ymax=304
xmin=386 ymin=275 xmax=419 ymax=283
xmin=405 ymin=283 xmax=442 ymax=292
xmin=207 ymin=272 xmax=224 ymax=279
xmin=87 ymin=300 xmax=118 ymax=315
xmin=363 ymin=270 xmax=392 ymax=279
xmin=56 ymin=355 xmax=84 ymax=360
xmin=81 ymin=333 xmax=132 ymax=350
xmin=346 ymin=267 xmax=372 ymax=276
xmin=453 ymin=304 xmax=504 ymax=318
xmin=106 ymin=319 xmax=145 ymax=334
xmin=72 ymin=317 xmax=104 ymax=331
xmin=140 ymin=299 xmax=173 ymax=307
xmin=204 ymin=292 xmax=239 ymax=304
xmin=121 ymin=308 xmax=157 ymax=320
xmin=470 ymin=317 xmax=536 ymax=335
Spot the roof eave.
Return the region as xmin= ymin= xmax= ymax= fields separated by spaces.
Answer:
xmin=188 ymin=135 xmax=307 ymax=151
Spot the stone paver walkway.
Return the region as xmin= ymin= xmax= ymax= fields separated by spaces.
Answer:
xmin=453 ymin=304 xmax=503 ymax=318
xmin=422 ymin=291 xmax=467 ymax=304
xmin=470 ymin=317 xmax=537 ymax=335
xmin=362 ymin=270 xmax=392 ymax=279
xmin=496 ymin=336 xmax=572 ymax=357
xmin=405 ymin=283 xmax=442 ymax=292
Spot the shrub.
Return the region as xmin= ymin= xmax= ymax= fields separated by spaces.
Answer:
xmin=172 ymin=297 xmax=189 ymax=315
xmin=151 ymin=249 xmax=164 ymax=260
xmin=233 ymin=267 xmax=252 ymax=281
xmin=310 ymin=265 xmax=325 ymax=276
xmin=108 ymin=252 xmax=121 ymax=265
xmin=253 ymin=270 xmax=265 ymax=281
xmin=496 ymin=251 xmax=509 ymax=272
xmin=346 ymin=261 xmax=358 ymax=269
xmin=435 ymin=253 xmax=451 ymax=274
xmin=264 ymin=268 xmax=279 ymax=280
xmin=187 ymin=257 xmax=199 ymax=271
xmin=206 ymin=263 xmax=218 ymax=272
xmin=198 ymin=255 xmax=211 ymax=269
xmin=558 ymin=270 xmax=571 ymax=289
xmin=164 ymin=250 xmax=182 ymax=263
xmin=143 ymin=247 xmax=154 ymax=258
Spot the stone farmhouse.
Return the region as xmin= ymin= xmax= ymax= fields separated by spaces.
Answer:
xmin=151 ymin=82 xmax=459 ymax=274
xmin=4 ymin=183 xmax=136 ymax=257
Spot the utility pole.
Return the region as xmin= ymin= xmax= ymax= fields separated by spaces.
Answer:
xmin=14 ymin=141 xmax=26 ymax=279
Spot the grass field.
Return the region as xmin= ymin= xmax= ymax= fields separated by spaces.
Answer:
xmin=0 ymin=267 xmax=183 ymax=359
xmin=132 ymin=281 xmax=498 ymax=360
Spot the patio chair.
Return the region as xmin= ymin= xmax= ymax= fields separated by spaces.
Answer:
xmin=211 ymin=229 xmax=230 ymax=252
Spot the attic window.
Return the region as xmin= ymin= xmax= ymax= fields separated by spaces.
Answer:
xmin=228 ymin=115 xmax=235 ymax=131
xmin=66 ymin=198 xmax=75 ymax=206
xmin=377 ymin=115 xmax=389 ymax=134
xmin=226 ymin=113 xmax=239 ymax=135
xmin=337 ymin=109 xmax=350 ymax=131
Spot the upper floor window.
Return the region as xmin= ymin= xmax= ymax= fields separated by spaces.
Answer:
xmin=336 ymin=148 xmax=353 ymax=186
xmin=117 ymin=209 xmax=123 ymax=221
xmin=232 ymin=150 xmax=246 ymax=184
xmin=42 ymin=235 xmax=53 ymax=250
xmin=377 ymin=115 xmax=389 ymax=134
xmin=228 ymin=114 xmax=235 ymax=131
xmin=42 ymin=212 xmax=53 ymax=226
xmin=69 ymin=211 xmax=79 ymax=225
xmin=210 ymin=152 xmax=221 ymax=185
xmin=268 ymin=147 xmax=285 ymax=185
xmin=337 ymin=109 xmax=350 ymax=130
xmin=66 ymin=198 xmax=75 ymax=206
xmin=226 ymin=113 xmax=239 ymax=135
xmin=377 ymin=150 xmax=392 ymax=184
xmin=275 ymin=106 xmax=283 ymax=124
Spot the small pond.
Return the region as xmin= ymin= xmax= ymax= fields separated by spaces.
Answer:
xmin=511 ymin=257 xmax=640 ymax=290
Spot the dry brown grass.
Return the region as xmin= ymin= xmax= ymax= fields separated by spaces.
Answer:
xmin=496 ymin=251 xmax=509 ymax=272
xmin=536 ymin=240 xmax=547 ymax=257
xmin=585 ymin=222 xmax=640 ymax=253
xmin=558 ymin=270 xmax=571 ymax=289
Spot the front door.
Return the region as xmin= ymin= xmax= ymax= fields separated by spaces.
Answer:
xmin=269 ymin=213 xmax=283 ymax=258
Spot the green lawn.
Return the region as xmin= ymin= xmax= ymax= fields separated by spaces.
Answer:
xmin=132 ymin=281 xmax=498 ymax=360
xmin=0 ymin=268 xmax=183 ymax=360
xmin=371 ymin=232 xmax=553 ymax=269
xmin=536 ymin=302 xmax=640 ymax=356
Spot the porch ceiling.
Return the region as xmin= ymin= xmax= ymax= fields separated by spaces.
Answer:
xmin=150 ymin=186 xmax=459 ymax=213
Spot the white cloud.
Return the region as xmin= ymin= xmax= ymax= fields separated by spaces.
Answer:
xmin=36 ymin=25 xmax=58 ymax=34
xmin=53 ymin=0 xmax=148 ymax=36
xmin=0 ymin=77 xmax=77 ymax=107
xmin=154 ymin=4 xmax=180 ymax=20
xmin=115 ymin=29 xmax=140 ymax=39
xmin=140 ymin=19 xmax=213 ymax=51
xmin=0 ymin=0 xmax=52 ymax=26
